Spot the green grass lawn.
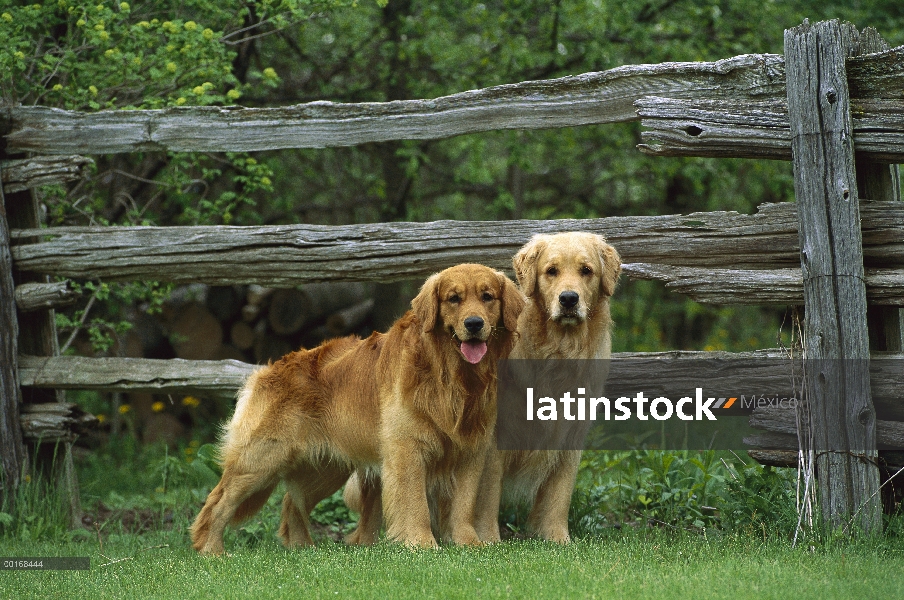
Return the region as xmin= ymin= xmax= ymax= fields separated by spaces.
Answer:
xmin=3 ymin=530 xmax=903 ymax=600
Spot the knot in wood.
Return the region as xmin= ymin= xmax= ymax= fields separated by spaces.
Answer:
xmin=857 ymin=407 xmax=872 ymax=426
xmin=825 ymin=89 xmax=837 ymax=104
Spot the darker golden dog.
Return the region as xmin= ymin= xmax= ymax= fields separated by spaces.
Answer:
xmin=190 ymin=264 xmax=523 ymax=553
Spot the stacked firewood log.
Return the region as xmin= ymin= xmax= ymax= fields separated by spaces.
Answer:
xmin=117 ymin=282 xmax=377 ymax=365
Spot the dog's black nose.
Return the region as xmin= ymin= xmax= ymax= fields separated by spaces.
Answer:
xmin=464 ymin=316 xmax=484 ymax=334
xmin=559 ymin=291 xmax=579 ymax=309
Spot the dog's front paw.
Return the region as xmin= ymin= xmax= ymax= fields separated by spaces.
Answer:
xmin=392 ymin=527 xmax=438 ymax=549
xmin=451 ymin=525 xmax=483 ymax=546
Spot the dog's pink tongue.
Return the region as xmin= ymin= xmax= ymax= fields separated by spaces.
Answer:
xmin=460 ymin=340 xmax=488 ymax=364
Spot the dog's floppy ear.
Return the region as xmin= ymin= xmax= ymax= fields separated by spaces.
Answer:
xmin=596 ymin=237 xmax=622 ymax=297
xmin=412 ymin=272 xmax=441 ymax=333
xmin=497 ymin=271 xmax=525 ymax=332
xmin=512 ymin=235 xmax=547 ymax=298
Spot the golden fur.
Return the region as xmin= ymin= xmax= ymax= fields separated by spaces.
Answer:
xmin=480 ymin=231 xmax=622 ymax=543
xmin=344 ymin=232 xmax=621 ymax=544
xmin=189 ymin=264 xmax=523 ymax=554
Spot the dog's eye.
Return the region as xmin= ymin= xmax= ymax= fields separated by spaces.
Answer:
xmin=481 ymin=292 xmax=494 ymax=302
xmin=580 ymin=266 xmax=593 ymax=276
xmin=447 ymin=294 xmax=461 ymax=304
xmin=546 ymin=266 xmax=558 ymax=277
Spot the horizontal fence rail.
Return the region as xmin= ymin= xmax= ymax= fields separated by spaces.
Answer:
xmin=638 ymin=97 xmax=904 ymax=162
xmin=2 ymin=45 xmax=901 ymax=157
xmin=10 ymin=201 xmax=904 ymax=304
xmin=625 ymin=264 xmax=904 ymax=305
xmin=1 ymin=53 xmax=788 ymax=155
xmin=17 ymin=351 xmax=904 ymax=418
xmin=18 ymin=355 xmax=255 ymax=399
xmin=0 ymin=156 xmax=93 ymax=193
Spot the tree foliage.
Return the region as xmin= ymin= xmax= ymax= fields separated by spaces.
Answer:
xmin=2 ymin=0 xmax=903 ymax=353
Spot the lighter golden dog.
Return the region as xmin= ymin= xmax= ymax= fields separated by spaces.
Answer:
xmin=343 ymin=232 xmax=621 ymax=544
xmin=189 ymin=264 xmax=523 ymax=554
xmin=479 ymin=231 xmax=621 ymax=543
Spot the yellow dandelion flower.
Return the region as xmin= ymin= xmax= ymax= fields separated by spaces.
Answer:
xmin=118 ymin=403 xmax=130 ymax=414
xmin=96 ymin=414 xmax=107 ymax=424
xmin=185 ymin=447 xmax=194 ymax=455
xmin=182 ymin=395 xmax=201 ymax=407
xmin=151 ymin=401 xmax=165 ymax=413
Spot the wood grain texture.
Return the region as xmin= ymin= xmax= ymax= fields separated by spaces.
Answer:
xmin=785 ymin=20 xmax=880 ymax=532
xmin=0 ymin=191 xmax=25 ymax=504
xmin=7 ymin=188 xmax=65 ymax=406
xmin=858 ymin=27 xmax=904 ymax=365
xmin=18 ymin=351 xmax=904 ymax=414
xmin=1 ymin=54 xmax=788 ymax=154
xmin=856 ymin=29 xmax=904 ymax=515
xmin=15 ymin=281 xmax=80 ymax=313
xmin=18 ymin=354 xmax=257 ymax=399
xmin=636 ymin=97 xmax=904 ymax=162
xmin=749 ymin=406 xmax=904 ymax=450
xmin=9 ymin=201 xmax=904 ymax=305
xmin=746 ymin=449 xmax=904 ymax=469
xmin=0 ymin=155 xmax=93 ymax=193
xmin=19 ymin=402 xmax=97 ymax=442
xmin=1 ymin=43 xmax=900 ymax=156
xmin=624 ymin=263 xmax=904 ymax=305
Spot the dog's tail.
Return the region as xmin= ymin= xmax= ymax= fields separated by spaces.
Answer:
xmin=342 ymin=470 xmax=364 ymax=513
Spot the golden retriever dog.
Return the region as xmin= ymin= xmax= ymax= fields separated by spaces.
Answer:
xmin=478 ymin=232 xmax=622 ymax=543
xmin=189 ymin=264 xmax=523 ymax=554
xmin=343 ymin=232 xmax=620 ymax=545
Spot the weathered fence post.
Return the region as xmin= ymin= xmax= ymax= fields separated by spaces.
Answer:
xmin=0 ymin=186 xmax=25 ymax=508
xmin=856 ymin=27 xmax=904 ymax=514
xmin=858 ymin=27 xmax=904 ymax=354
xmin=785 ymin=20 xmax=882 ymax=533
xmin=3 ymin=180 xmax=82 ymax=525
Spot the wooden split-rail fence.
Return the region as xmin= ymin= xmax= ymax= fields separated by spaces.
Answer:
xmin=2 ymin=19 xmax=904 ymax=532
